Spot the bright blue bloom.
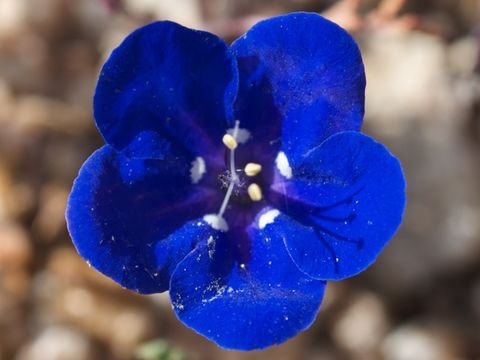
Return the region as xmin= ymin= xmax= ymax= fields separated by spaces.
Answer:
xmin=66 ymin=12 xmax=406 ymax=350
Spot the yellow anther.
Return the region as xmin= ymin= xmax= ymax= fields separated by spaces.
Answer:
xmin=244 ymin=163 xmax=262 ymax=177
xmin=222 ymin=134 xmax=238 ymax=150
xmin=247 ymin=183 xmax=263 ymax=202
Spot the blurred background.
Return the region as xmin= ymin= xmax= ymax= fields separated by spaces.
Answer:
xmin=0 ymin=0 xmax=480 ymax=359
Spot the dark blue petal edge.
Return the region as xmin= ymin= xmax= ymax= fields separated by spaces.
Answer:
xmin=66 ymin=145 xmax=219 ymax=294
xmin=94 ymin=21 xmax=238 ymax=159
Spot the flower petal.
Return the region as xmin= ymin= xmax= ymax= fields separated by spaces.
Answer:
xmin=231 ymin=12 xmax=365 ymax=167
xmin=169 ymin=209 xmax=326 ymax=350
xmin=66 ymin=146 xmax=219 ymax=294
xmin=270 ymin=132 xmax=406 ymax=280
xmin=94 ymin=21 xmax=238 ymax=159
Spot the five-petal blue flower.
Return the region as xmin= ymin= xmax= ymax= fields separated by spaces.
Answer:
xmin=66 ymin=12 xmax=406 ymax=350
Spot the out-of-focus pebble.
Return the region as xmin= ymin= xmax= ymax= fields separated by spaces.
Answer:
xmin=0 ymin=0 xmax=27 ymax=36
xmin=0 ymin=223 xmax=31 ymax=270
xmin=448 ymin=37 xmax=479 ymax=76
xmin=123 ymin=0 xmax=203 ymax=28
xmin=332 ymin=292 xmax=390 ymax=357
xmin=0 ymin=223 xmax=32 ymax=298
xmin=381 ymin=322 xmax=460 ymax=360
xmin=30 ymin=248 xmax=156 ymax=359
xmin=31 ymin=184 xmax=69 ymax=243
xmin=15 ymin=95 xmax=90 ymax=135
xmin=363 ymin=32 xmax=457 ymax=136
xmin=15 ymin=326 xmax=95 ymax=360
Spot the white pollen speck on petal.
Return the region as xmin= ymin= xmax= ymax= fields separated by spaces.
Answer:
xmin=207 ymin=236 xmax=216 ymax=259
xmin=190 ymin=156 xmax=206 ymax=184
xmin=275 ymin=151 xmax=292 ymax=179
xmin=207 ymin=236 xmax=215 ymax=246
xmin=203 ymin=214 xmax=229 ymax=232
xmin=227 ymin=127 xmax=251 ymax=144
xmin=258 ymin=209 xmax=280 ymax=229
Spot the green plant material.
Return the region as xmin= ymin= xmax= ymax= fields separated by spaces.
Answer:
xmin=135 ymin=339 xmax=188 ymax=360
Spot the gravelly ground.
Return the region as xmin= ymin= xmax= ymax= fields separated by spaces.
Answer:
xmin=0 ymin=0 xmax=480 ymax=359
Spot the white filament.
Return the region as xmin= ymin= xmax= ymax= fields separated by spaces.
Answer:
xmin=218 ymin=120 xmax=240 ymax=218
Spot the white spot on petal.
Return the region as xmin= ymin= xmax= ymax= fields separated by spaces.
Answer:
xmin=227 ymin=127 xmax=251 ymax=144
xmin=258 ymin=209 xmax=280 ymax=229
xmin=203 ymin=214 xmax=229 ymax=232
xmin=275 ymin=151 xmax=292 ymax=179
xmin=190 ymin=156 xmax=206 ymax=184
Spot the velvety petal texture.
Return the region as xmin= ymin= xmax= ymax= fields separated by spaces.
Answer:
xmin=271 ymin=131 xmax=406 ymax=280
xmin=94 ymin=21 xmax=238 ymax=159
xmin=232 ymin=12 xmax=366 ymax=167
xmin=66 ymin=13 xmax=406 ymax=352
xmin=66 ymin=146 xmax=218 ymax=294
xmin=169 ymin=209 xmax=326 ymax=350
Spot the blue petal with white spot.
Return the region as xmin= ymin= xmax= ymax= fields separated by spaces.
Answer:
xmin=169 ymin=209 xmax=326 ymax=350
xmin=231 ymin=12 xmax=366 ymax=168
xmin=270 ymin=132 xmax=406 ymax=280
xmin=66 ymin=145 xmax=220 ymax=294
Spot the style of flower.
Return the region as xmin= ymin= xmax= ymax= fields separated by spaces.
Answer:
xmin=66 ymin=12 xmax=406 ymax=350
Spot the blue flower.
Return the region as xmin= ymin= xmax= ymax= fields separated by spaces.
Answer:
xmin=66 ymin=12 xmax=406 ymax=350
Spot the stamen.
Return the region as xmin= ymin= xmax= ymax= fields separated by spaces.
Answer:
xmin=248 ymin=183 xmax=263 ymax=202
xmin=217 ymin=121 xmax=240 ymax=218
xmin=244 ymin=163 xmax=262 ymax=177
xmin=222 ymin=134 xmax=238 ymax=150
